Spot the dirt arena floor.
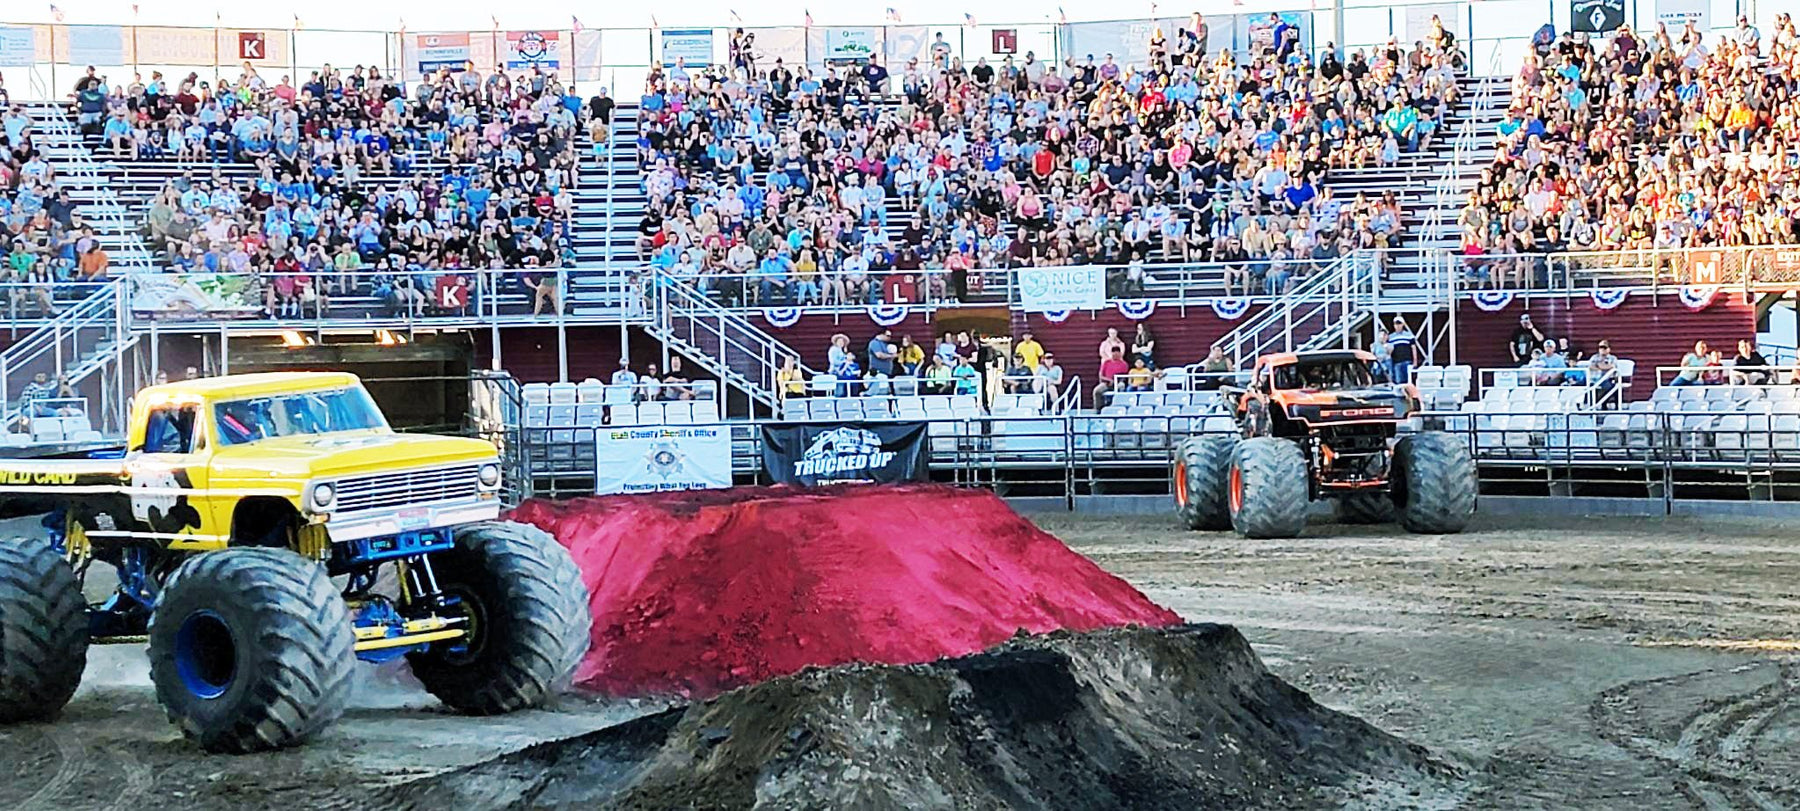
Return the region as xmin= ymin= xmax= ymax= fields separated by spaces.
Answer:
xmin=3 ymin=511 xmax=1797 ymax=810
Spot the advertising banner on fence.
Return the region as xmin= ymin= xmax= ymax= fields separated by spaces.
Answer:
xmin=661 ymin=28 xmax=714 ymax=65
xmin=1018 ymin=266 xmax=1105 ymax=312
xmin=824 ymin=27 xmax=880 ymax=62
xmin=130 ymin=273 xmax=263 ymax=320
xmin=0 ymin=28 xmax=34 ymax=67
xmin=504 ymin=30 xmax=561 ymax=70
xmin=594 ymin=424 xmax=732 ymax=495
xmin=415 ymin=32 xmax=471 ymax=73
xmin=1654 ymin=0 xmax=1708 ymax=29
xmin=68 ymin=26 xmax=125 ymax=67
xmin=761 ymin=422 xmax=929 ymax=486
xmin=1572 ymin=0 xmax=1625 ymax=33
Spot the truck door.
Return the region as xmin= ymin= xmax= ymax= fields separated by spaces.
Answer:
xmin=127 ymin=402 xmax=222 ymax=549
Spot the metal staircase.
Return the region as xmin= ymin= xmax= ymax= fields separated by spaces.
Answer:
xmin=643 ymin=270 xmax=808 ymax=413
xmin=0 ymin=280 xmax=139 ymax=436
xmin=1213 ymin=253 xmax=1380 ymax=367
xmin=23 ymin=103 xmax=159 ymax=274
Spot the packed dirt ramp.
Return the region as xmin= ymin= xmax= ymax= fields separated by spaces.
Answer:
xmin=380 ymin=624 xmax=1462 ymax=810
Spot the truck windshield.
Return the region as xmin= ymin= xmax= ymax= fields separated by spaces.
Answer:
xmin=213 ymin=387 xmax=386 ymax=446
xmin=1274 ymin=360 xmax=1376 ymax=391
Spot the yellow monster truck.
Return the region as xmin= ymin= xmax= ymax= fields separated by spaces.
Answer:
xmin=0 ymin=372 xmax=590 ymax=753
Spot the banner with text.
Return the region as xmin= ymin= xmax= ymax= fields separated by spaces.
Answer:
xmin=415 ymin=32 xmax=471 ymax=73
xmin=824 ymin=27 xmax=880 ymax=62
xmin=760 ymin=422 xmax=929 ymax=487
xmin=504 ymin=30 xmax=561 ymax=70
xmin=68 ymin=25 xmax=125 ymax=67
xmin=595 ymin=424 xmax=732 ymax=495
xmin=1654 ymin=0 xmax=1708 ymax=29
xmin=661 ymin=28 xmax=715 ymax=66
xmin=1018 ymin=266 xmax=1106 ymax=312
xmin=0 ymin=28 xmax=34 ymax=67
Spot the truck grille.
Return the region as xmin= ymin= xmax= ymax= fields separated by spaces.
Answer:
xmin=334 ymin=464 xmax=482 ymax=513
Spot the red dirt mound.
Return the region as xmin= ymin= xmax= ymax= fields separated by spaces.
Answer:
xmin=507 ymin=484 xmax=1181 ymax=699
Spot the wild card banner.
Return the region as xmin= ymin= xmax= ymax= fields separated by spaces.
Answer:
xmin=761 ymin=422 xmax=929 ymax=486
xmin=595 ymin=425 xmax=732 ymax=495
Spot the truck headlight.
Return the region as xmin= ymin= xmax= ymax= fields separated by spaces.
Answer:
xmin=478 ymin=463 xmax=502 ymax=489
xmin=308 ymin=482 xmax=336 ymax=511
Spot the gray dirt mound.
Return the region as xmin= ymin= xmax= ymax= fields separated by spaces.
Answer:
xmin=375 ymin=624 xmax=1459 ymax=810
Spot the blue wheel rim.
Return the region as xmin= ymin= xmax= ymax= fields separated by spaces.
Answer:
xmin=173 ymin=610 xmax=236 ymax=700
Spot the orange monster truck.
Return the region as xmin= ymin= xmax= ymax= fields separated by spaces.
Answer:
xmin=1172 ymin=350 xmax=1476 ymax=538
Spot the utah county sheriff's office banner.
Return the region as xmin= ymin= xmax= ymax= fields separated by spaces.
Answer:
xmin=595 ymin=425 xmax=732 ymax=495
xmin=761 ymin=423 xmax=930 ymax=486
xmin=1018 ymin=266 xmax=1105 ymax=312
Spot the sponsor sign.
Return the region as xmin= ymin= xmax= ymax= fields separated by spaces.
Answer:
xmin=1689 ymin=250 xmax=1722 ymax=285
xmin=238 ymin=31 xmax=266 ymax=60
xmin=1018 ymin=266 xmax=1106 ymax=312
xmin=595 ymin=424 xmax=733 ymax=495
xmin=992 ymin=28 xmax=1018 ymax=54
xmin=505 ymin=30 xmax=561 ymax=70
xmin=661 ymin=28 xmax=715 ymax=66
xmin=1572 ymin=0 xmax=1625 ymax=33
xmin=130 ymin=274 xmax=265 ymax=320
xmin=68 ymin=25 xmax=125 ymax=67
xmin=1654 ymin=0 xmax=1708 ymax=29
xmin=0 ymin=27 xmax=36 ymax=67
xmin=415 ymin=32 xmax=471 ymax=73
xmin=824 ymin=27 xmax=879 ymax=63
xmin=761 ymin=422 xmax=929 ymax=486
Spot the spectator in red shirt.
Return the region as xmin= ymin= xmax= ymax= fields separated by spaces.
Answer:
xmin=1092 ymin=346 xmax=1131 ymax=409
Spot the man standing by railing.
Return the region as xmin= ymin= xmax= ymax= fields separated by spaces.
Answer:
xmin=1388 ymin=316 xmax=1419 ymax=386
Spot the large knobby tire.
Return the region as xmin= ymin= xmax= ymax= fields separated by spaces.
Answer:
xmin=0 ymin=536 xmax=89 ymax=723
xmin=408 ymin=521 xmax=590 ymax=715
xmin=1173 ymin=435 xmax=1236 ymax=531
xmin=1228 ymin=438 xmax=1310 ymax=539
xmin=1392 ymin=431 xmax=1477 ymax=534
xmin=147 ymin=548 xmax=355 ymax=753
xmin=1335 ymin=492 xmax=1397 ymax=524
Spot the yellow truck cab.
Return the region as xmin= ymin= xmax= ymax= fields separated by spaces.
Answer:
xmin=123 ymin=372 xmax=503 ymax=552
xmin=0 ymin=372 xmax=588 ymax=754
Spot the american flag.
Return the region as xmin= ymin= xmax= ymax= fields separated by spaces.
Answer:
xmin=804 ymin=9 xmax=814 ymax=27
xmin=1058 ymin=6 xmax=1068 ymax=24
xmin=293 ymin=13 xmax=303 ymax=29
xmin=885 ymin=7 xmax=901 ymax=22
xmin=48 ymin=3 xmax=63 ymax=22
xmin=572 ymin=16 xmax=584 ymax=33
xmin=729 ymin=9 xmax=743 ymax=23
xmin=964 ymin=12 xmax=977 ymax=27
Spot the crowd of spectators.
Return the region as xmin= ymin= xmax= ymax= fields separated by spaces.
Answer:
xmin=635 ymin=14 xmax=1460 ymax=306
xmin=80 ymin=61 xmax=596 ymax=317
xmin=1459 ymin=13 xmax=1800 ymax=287
xmin=3 ymin=88 xmax=108 ymax=318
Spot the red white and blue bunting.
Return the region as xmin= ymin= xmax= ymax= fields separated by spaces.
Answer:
xmin=762 ymin=307 xmax=803 ymax=329
xmin=1471 ymin=291 xmax=1516 ymax=312
xmin=1040 ymin=310 xmax=1073 ymax=323
xmin=1589 ymin=289 xmax=1630 ymax=310
xmin=1117 ymin=299 xmax=1157 ymax=320
xmin=1677 ymin=285 xmax=1721 ymax=311
xmin=868 ymin=304 xmax=910 ymax=327
xmin=1208 ymin=297 xmax=1253 ymax=320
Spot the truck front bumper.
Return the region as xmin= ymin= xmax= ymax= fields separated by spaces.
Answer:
xmin=321 ymin=495 xmax=501 ymax=542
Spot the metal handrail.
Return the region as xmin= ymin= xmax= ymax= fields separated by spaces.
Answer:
xmin=0 ymin=280 xmax=130 ymax=430
xmin=1211 ymin=252 xmax=1380 ymax=368
xmin=647 ymin=268 xmax=808 ymax=412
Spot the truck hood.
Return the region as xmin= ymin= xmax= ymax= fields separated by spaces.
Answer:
xmin=210 ymin=431 xmax=498 ymax=479
xmin=1280 ymin=387 xmax=1416 ymax=422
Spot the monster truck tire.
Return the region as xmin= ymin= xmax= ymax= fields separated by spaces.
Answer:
xmin=1392 ymin=431 xmax=1477 ymax=534
xmin=408 ymin=521 xmax=590 ymax=715
xmin=1173 ymin=435 xmax=1236 ymax=531
xmin=1228 ymin=438 xmax=1310 ymax=539
xmin=0 ymin=536 xmax=89 ymax=723
xmin=147 ymin=548 xmax=355 ymax=753
xmin=1334 ymin=492 xmax=1397 ymax=524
